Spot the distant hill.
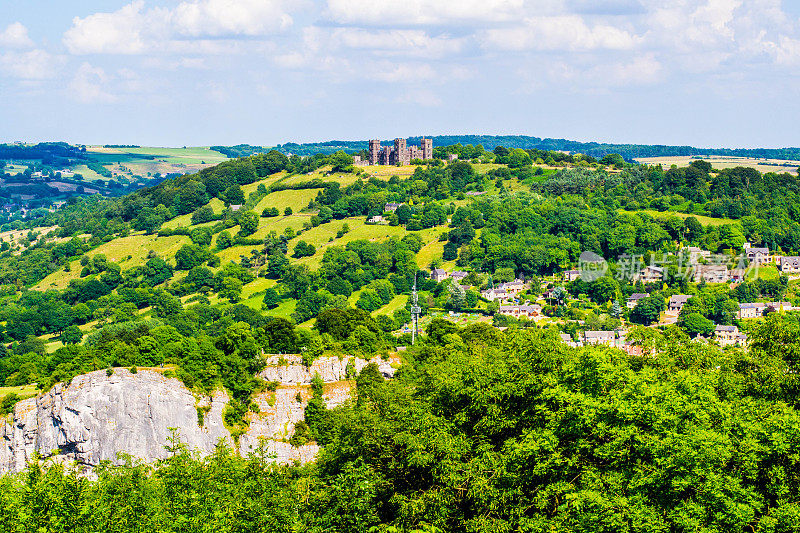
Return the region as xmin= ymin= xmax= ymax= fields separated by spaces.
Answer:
xmin=269 ymin=135 xmax=800 ymax=161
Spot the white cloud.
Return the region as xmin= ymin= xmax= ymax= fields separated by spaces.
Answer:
xmin=0 ymin=49 xmax=59 ymax=79
xmin=63 ymin=0 xmax=294 ymax=55
xmin=68 ymin=63 xmax=117 ymax=103
xmin=325 ymin=0 xmax=528 ymax=26
xmin=481 ymin=15 xmax=639 ymax=51
xmin=0 ymin=22 xmax=33 ymax=48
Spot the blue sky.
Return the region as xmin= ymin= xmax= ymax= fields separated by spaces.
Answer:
xmin=1 ymin=0 xmax=799 ymax=148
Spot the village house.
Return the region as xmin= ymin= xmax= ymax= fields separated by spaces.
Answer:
xmin=367 ymin=215 xmax=387 ymax=224
xmin=636 ymin=265 xmax=665 ymax=283
xmin=684 ymin=246 xmax=712 ymax=264
xmin=583 ymin=330 xmax=616 ymax=347
xmin=481 ymin=288 xmax=511 ymax=302
xmin=560 ymin=333 xmax=579 ymax=347
xmin=730 ymin=269 xmax=746 ymax=283
xmin=714 ymin=325 xmax=747 ymax=347
xmin=780 ymin=256 xmax=800 ymax=273
xmin=497 ymin=279 xmax=526 ymax=295
xmin=744 ymin=243 xmax=771 ymax=265
xmin=737 ymin=301 xmax=792 ymax=319
xmin=450 ymin=271 xmax=469 ymax=283
xmin=498 ymin=304 xmax=542 ymax=320
xmin=667 ymin=294 xmax=692 ymax=314
xmin=430 ymin=268 xmax=449 ymax=283
xmin=563 ymin=269 xmax=581 ymax=282
xmin=693 ymin=264 xmax=729 ymax=283
xmin=384 ymin=202 xmax=401 ymax=212
xmin=627 ymin=293 xmax=649 ymax=309
xmin=229 ymin=204 xmax=242 ymax=212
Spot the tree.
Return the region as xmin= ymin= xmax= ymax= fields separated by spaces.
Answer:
xmin=59 ymin=325 xmax=83 ymax=345
xmin=396 ymin=204 xmax=412 ymax=225
xmin=224 ymin=185 xmax=245 ymax=206
xmin=329 ymin=151 xmax=353 ymax=172
xmin=219 ymin=276 xmax=243 ymax=303
xmin=261 ymin=288 xmax=281 ymax=309
xmin=238 ymin=211 xmax=259 ymax=236
xmin=175 ymin=245 xmax=211 ymax=270
xmin=191 ymin=205 xmax=215 ymax=225
xmin=682 ymin=312 xmax=715 ymax=336
xmin=284 ymin=207 xmax=293 ymax=216
xmin=216 ymin=231 xmax=233 ymax=250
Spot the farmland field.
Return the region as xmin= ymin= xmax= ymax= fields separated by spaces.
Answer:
xmin=634 ymin=155 xmax=799 ymax=174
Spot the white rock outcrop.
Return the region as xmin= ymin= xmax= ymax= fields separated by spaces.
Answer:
xmin=0 ymin=354 xmax=401 ymax=474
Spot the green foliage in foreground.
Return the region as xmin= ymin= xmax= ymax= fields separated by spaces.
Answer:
xmin=3 ymin=317 xmax=800 ymax=532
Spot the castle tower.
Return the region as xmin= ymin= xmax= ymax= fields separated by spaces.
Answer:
xmin=421 ymin=137 xmax=433 ymax=160
xmin=392 ymin=138 xmax=407 ymax=165
xmin=368 ymin=139 xmax=381 ymax=165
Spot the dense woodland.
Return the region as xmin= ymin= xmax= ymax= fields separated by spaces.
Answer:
xmin=1 ymin=145 xmax=800 ymax=530
xmin=2 ymin=318 xmax=800 ymax=532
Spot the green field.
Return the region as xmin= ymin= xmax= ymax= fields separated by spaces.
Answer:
xmin=0 ymin=384 xmax=39 ymax=401
xmin=620 ymin=209 xmax=736 ymax=226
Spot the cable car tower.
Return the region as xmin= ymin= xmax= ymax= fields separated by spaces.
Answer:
xmin=411 ymin=273 xmax=421 ymax=345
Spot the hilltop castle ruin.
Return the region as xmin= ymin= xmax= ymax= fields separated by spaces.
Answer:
xmin=355 ymin=138 xmax=433 ymax=166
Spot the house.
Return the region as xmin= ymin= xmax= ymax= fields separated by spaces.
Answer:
xmin=636 ymin=265 xmax=664 ymax=283
xmin=738 ymin=301 xmax=792 ymax=319
xmin=367 ymin=215 xmax=387 ymax=224
xmin=627 ymin=293 xmax=649 ymax=309
xmin=465 ymin=191 xmax=485 ymax=196
xmin=229 ymin=204 xmax=242 ymax=212
xmin=560 ymin=333 xmax=580 ymax=348
xmin=667 ymin=294 xmax=692 ymax=314
xmin=563 ymin=269 xmax=581 ymax=282
xmin=714 ymin=325 xmax=743 ymax=347
xmin=497 ymin=279 xmax=526 ymax=295
xmin=499 ymin=304 xmax=542 ymax=320
xmin=781 ymin=256 xmax=800 ymax=273
xmin=738 ymin=302 xmax=766 ymax=319
xmin=384 ymin=202 xmax=401 ymax=212
xmin=730 ymin=269 xmax=746 ymax=282
xmin=693 ymin=264 xmax=729 ymax=283
xmin=450 ymin=271 xmax=469 ymax=283
xmin=684 ymin=246 xmax=712 ymax=264
xmin=583 ymin=330 xmax=616 ymax=347
xmin=744 ymin=243 xmax=770 ymax=265
xmin=481 ymin=288 xmax=510 ymax=302
xmin=431 ymin=268 xmax=449 ymax=283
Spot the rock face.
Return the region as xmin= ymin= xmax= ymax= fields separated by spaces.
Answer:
xmin=259 ymin=354 xmax=399 ymax=384
xmin=0 ymin=369 xmax=231 ymax=474
xmin=0 ymin=354 xmax=401 ymax=474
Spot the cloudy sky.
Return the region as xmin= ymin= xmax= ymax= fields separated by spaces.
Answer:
xmin=1 ymin=0 xmax=799 ymax=148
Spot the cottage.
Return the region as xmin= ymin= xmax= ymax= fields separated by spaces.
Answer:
xmin=497 ymin=279 xmax=526 ymax=295
xmin=560 ymin=333 xmax=580 ymax=347
xmin=498 ymin=304 xmax=542 ymax=320
xmin=744 ymin=244 xmax=771 ymax=265
xmin=431 ymin=268 xmax=449 ymax=283
xmin=667 ymin=294 xmax=692 ymax=314
xmin=714 ymin=325 xmax=742 ymax=347
xmin=367 ymin=215 xmax=387 ymax=224
xmin=693 ymin=264 xmax=729 ymax=283
xmin=626 ymin=293 xmax=649 ymax=309
xmin=684 ymin=246 xmax=712 ymax=264
xmin=450 ymin=271 xmax=469 ymax=283
xmin=737 ymin=302 xmax=766 ymax=319
xmin=730 ymin=269 xmax=746 ymax=282
xmin=384 ymin=202 xmax=401 ymax=213
xmin=781 ymin=256 xmax=800 ymax=273
xmin=481 ymin=288 xmax=510 ymax=302
xmin=583 ymin=330 xmax=616 ymax=347
xmin=562 ymin=269 xmax=580 ymax=282
xmin=738 ymin=301 xmax=792 ymax=319
xmin=636 ymin=265 xmax=664 ymax=283
xmin=229 ymin=204 xmax=242 ymax=212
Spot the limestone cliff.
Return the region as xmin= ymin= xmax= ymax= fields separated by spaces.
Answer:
xmin=0 ymin=354 xmax=400 ymax=474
